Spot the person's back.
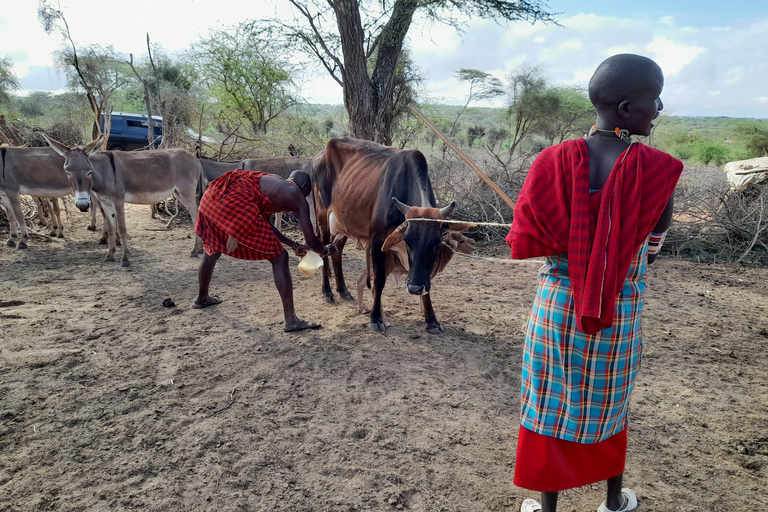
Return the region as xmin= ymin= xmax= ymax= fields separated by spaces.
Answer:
xmin=507 ymin=54 xmax=684 ymax=512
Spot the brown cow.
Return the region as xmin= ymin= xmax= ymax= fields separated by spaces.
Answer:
xmin=354 ymin=231 xmax=475 ymax=327
xmin=313 ymin=137 xmax=473 ymax=334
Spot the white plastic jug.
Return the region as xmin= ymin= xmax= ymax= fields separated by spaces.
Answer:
xmin=297 ymin=251 xmax=323 ymax=276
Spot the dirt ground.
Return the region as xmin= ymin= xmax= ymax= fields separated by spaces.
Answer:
xmin=1 ymin=203 xmax=767 ymax=512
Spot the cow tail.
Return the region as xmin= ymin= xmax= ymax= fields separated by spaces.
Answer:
xmin=1 ymin=147 xmax=5 ymax=180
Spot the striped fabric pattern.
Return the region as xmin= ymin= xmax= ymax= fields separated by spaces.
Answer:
xmin=196 ymin=170 xmax=284 ymax=260
xmin=520 ymin=240 xmax=649 ymax=444
xmin=647 ymin=231 xmax=667 ymax=256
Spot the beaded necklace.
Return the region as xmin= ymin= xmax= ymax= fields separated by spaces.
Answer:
xmin=586 ymin=125 xmax=631 ymax=144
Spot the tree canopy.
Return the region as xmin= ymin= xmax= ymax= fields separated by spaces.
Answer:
xmin=277 ymin=0 xmax=555 ymax=143
xmin=189 ymin=22 xmax=298 ymax=136
xmin=0 ymin=56 xmax=20 ymax=105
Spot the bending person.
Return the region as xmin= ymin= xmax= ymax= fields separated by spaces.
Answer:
xmin=194 ymin=169 xmax=337 ymax=332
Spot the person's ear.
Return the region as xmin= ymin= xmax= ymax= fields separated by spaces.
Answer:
xmin=618 ymin=100 xmax=631 ymax=119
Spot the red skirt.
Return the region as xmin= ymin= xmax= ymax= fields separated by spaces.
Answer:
xmin=513 ymin=425 xmax=627 ymax=492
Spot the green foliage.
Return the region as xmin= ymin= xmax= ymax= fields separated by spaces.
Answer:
xmin=731 ymin=120 xmax=768 ymax=157
xmin=694 ymin=139 xmax=730 ymax=165
xmin=189 ymin=22 xmax=298 ymax=135
xmin=0 ymin=55 xmax=20 ymax=105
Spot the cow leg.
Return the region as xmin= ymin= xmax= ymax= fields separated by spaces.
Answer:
xmin=175 ymin=189 xmax=204 ymax=257
xmin=273 ymin=212 xmax=283 ymax=232
xmin=368 ymin=243 xmax=388 ymax=332
xmin=317 ymin=211 xmax=336 ymax=303
xmin=420 ymin=294 xmax=444 ymax=334
xmin=48 ymin=198 xmax=64 ymax=238
xmin=331 ymin=237 xmax=354 ymax=302
xmin=356 ymin=269 xmax=368 ymax=313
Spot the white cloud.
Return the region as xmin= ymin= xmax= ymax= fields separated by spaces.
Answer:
xmin=646 ymin=37 xmax=705 ymax=75
xmin=3 ymin=2 xmax=768 ymax=117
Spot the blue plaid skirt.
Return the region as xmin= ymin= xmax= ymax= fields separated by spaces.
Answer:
xmin=520 ymin=240 xmax=648 ymax=444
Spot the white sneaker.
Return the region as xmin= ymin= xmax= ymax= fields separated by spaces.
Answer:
xmin=521 ymin=498 xmax=542 ymax=512
xmin=597 ymin=488 xmax=637 ymax=512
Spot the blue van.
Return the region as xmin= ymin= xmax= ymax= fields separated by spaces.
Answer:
xmin=101 ymin=112 xmax=163 ymax=151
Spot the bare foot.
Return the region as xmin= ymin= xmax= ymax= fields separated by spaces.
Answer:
xmin=284 ymin=319 xmax=321 ymax=332
xmin=193 ymin=295 xmax=223 ymax=309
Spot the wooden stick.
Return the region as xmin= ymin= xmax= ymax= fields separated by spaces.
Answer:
xmin=408 ymin=103 xmax=516 ymax=210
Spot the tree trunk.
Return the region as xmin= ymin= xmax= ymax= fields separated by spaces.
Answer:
xmin=334 ymin=0 xmax=417 ymax=143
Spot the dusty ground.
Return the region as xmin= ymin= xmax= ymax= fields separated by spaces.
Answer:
xmin=1 ymin=203 xmax=767 ymax=512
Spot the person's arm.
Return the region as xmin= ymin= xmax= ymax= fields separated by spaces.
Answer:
xmin=292 ymin=191 xmax=338 ymax=256
xmin=648 ymin=195 xmax=674 ymax=264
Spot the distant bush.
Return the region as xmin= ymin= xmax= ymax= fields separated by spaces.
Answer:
xmin=694 ymin=140 xmax=730 ymax=166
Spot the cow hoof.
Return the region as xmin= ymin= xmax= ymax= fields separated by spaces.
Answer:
xmin=189 ymin=252 xmax=199 ymax=258
xmin=57 ymin=233 xmax=64 ymax=239
xmin=323 ymin=295 xmax=336 ymax=304
xmin=368 ymin=322 xmax=388 ymax=333
xmin=104 ymin=255 xmax=115 ymax=262
xmin=340 ymin=292 xmax=355 ymax=302
xmin=87 ymin=226 xmax=97 ymax=231
xmin=48 ymin=231 xmax=56 ymax=237
xmin=121 ymin=261 xmax=131 ymax=268
xmin=426 ymin=325 xmax=445 ymax=335
xmin=17 ymin=242 xmax=27 ymax=250
xmin=5 ymin=240 xmax=15 ymax=248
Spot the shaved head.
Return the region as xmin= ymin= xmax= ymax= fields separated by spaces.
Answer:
xmin=588 ymin=54 xmax=663 ymax=109
xmin=289 ymin=170 xmax=312 ymax=197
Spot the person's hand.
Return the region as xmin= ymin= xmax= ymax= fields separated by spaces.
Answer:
xmin=293 ymin=244 xmax=309 ymax=258
xmin=324 ymin=243 xmax=339 ymax=256
xmin=226 ymin=236 xmax=238 ymax=253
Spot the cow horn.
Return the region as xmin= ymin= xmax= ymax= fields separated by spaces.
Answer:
xmin=392 ymin=197 xmax=411 ymax=215
xmin=439 ymin=201 xmax=456 ymax=218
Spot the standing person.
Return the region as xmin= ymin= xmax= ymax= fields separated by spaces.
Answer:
xmin=194 ymin=169 xmax=338 ymax=332
xmin=506 ymin=54 xmax=684 ymax=512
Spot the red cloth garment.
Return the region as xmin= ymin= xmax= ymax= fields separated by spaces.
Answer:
xmin=196 ymin=170 xmax=284 ymax=260
xmin=513 ymin=425 xmax=627 ymax=492
xmin=506 ymin=139 xmax=682 ymax=333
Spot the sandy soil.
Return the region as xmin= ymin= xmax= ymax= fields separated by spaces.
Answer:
xmin=1 ymin=204 xmax=767 ymax=512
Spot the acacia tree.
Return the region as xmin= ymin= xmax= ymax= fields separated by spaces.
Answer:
xmin=537 ymin=86 xmax=594 ymax=145
xmin=0 ymin=56 xmax=20 ymax=106
xmin=448 ymin=69 xmax=504 ymax=138
xmin=279 ymin=0 xmax=554 ymax=143
xmin=189 ymin=22 xmax=298 ymax=136
xmin=39 ymin=1 xmax=126 ymax=142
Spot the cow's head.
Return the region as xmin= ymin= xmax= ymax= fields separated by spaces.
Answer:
xmin=43 ymin=134 xmax=102 ymax=212
xmin=381 ymin=197 xmax=473 ymax=295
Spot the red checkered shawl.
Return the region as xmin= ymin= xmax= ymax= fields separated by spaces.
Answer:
xmin=506 ymin=139 xmax=683 ymax=334
xmin=196 ymin=170 xmax=284 ymax=260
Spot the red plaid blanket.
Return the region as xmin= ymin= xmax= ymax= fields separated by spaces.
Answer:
xmin=506 ymin=139 xmax=683 ymax=333
xmin=196 ymin=170 xmax=284 ymax=260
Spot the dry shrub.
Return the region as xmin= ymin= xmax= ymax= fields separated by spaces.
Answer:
xmin=665 ymin=164 xmax=768 ymax=263
xmin=426 ymin=147 xmax=529 ymax=244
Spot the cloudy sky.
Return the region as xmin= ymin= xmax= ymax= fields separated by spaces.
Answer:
xmin=2 ymin=0 xmax=767 ymax=118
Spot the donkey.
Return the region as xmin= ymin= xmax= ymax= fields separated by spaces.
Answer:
xmin=44 ymin=135 xmax=204 ymax=266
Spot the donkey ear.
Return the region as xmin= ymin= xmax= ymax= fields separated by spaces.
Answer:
xmin=83 ymin=136 xmax=102 ymax=155
xmin=42 ymin=134 xmax=70 ymax=157
xmin=382 ymin=222 xmax=407 ymax=251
